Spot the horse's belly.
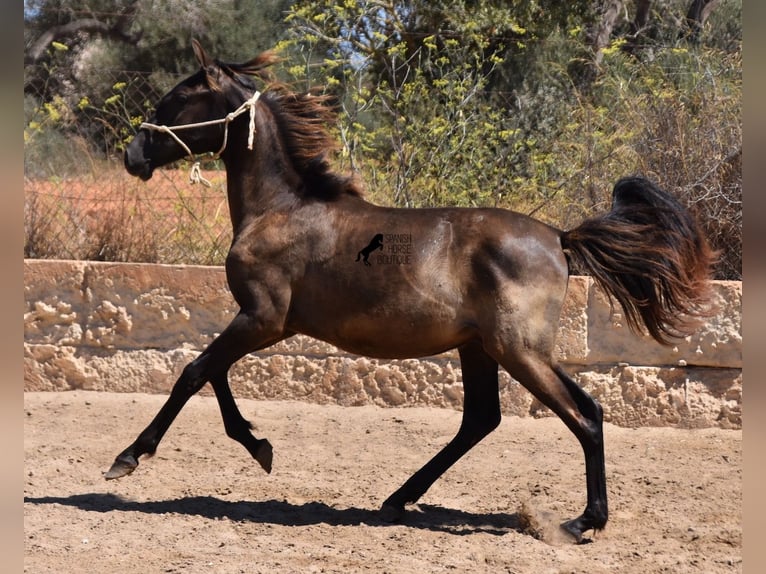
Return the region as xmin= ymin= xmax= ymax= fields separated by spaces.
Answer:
xmin=294 ymin=313 xmax=472 ymax=360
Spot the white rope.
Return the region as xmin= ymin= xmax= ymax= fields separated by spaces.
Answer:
xmin=189 ymin=161 xmax=211 ymax=186
xmin=139 ymin=91 xmax=261 ymax=186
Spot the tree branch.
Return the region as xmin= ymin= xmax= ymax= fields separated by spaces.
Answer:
xmin=682 ymin=0 xmax=722 ymax=43
xmin=586 ymin=0 xmax=627 ymax=66
xmin=25 ymin=2 xmax=141 ymax=66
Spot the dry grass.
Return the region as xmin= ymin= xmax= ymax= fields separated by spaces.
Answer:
xmin=24 ymin=165 xmax=232 ymax=265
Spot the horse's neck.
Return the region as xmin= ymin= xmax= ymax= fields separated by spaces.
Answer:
xmin=223 ymin=117 xmax=301 ymax=234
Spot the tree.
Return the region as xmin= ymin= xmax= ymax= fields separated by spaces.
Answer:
xmin=25 ymin=0 xmax=141 ymax=67
xmin=24 ymin=0 xmax=294 ymax=160
xmin=23 ymin=0 xmax=742 ymax=278
xmin=581 ymin=0 xmax=728 ymax=77
xmin=282 ymin=1 xmax=596 ymax=207
xmin=25 ymin=0 xmax=294 ymax=77
xmin=683 ymin=0 xmax=723 ymax=42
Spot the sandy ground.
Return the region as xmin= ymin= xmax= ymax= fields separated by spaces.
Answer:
xmin=24 ymin=391 xmax=741 ymax=573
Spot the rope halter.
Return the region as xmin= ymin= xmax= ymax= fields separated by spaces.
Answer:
xmin=138 ymin=91 xmax=261 ymax=186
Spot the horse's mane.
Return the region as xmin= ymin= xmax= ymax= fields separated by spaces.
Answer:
xmin=219 ymin=53 xmax=364 ymax=201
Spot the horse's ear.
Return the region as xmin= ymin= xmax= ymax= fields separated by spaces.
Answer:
xmin=191 ymin=38 xmax=223 ymax=91
xmin=191 ymin=38 xmax=213 ymax=69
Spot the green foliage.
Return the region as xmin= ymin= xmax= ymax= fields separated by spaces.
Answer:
xmin=282 ymin=0 xmax=558 ymax=207
xmin=77 ymin=79 xmax=154 ymax=155
xmin=24 ymin=0 xmax=742 ymax=278
xmin=279 ymin=0 xmax=741 ymax=277
xmin=589 ymin=44 xmax=742 ymax=278
xmin=25 ymin=53 xmax=158 ymax=177
xmin=24 ymin=88 xmax=94 ymax=179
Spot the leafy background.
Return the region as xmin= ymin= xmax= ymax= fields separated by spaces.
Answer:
xmin=23 ymin=0 xmax=741 ymax=279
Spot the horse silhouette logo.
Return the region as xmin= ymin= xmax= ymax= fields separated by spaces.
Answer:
xmin=356 ymin=233 xmax=384 ymax=266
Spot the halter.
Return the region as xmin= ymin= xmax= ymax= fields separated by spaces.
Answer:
xmin=138 ymin=91 xmax=261 ymax=186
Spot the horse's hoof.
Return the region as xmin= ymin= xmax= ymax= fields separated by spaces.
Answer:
xmin=560 ymin=519 xmax=594 ymax=544
xmin=255 ymin=439 xmax=273 ymax=474
xmin=379 ymin=503 xmax=405 ymax=523
xmin=559 ymin=523 xmax=583 ymax=544
xmin=103 ymin=454 xmax=138 ymax=480
xmin=559 ymin=519 xmax=582 ymax=544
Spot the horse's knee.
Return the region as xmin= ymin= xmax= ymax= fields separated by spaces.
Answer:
xmin=175 ymin=356 xmax=211 ymax=394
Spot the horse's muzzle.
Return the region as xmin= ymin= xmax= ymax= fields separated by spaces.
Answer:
xmin=124 ymin=132 xmax=154 ymax=180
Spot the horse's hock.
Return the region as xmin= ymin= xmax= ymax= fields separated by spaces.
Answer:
xmin=23 ymin=259 xmax=742 ymax=429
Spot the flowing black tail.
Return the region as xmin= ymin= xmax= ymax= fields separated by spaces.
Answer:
xmin=561 ymin=176 xmax=717 ymax=345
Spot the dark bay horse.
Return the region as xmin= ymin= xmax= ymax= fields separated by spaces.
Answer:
xmin=114 ymin=39 xmax=716 ymax=542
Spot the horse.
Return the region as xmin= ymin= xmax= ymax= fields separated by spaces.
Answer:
xmin=114 ymin=39 xmax=716 ymax=543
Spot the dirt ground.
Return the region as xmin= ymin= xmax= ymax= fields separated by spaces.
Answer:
xmin=24 ymin=391 xmax=742 ymax=573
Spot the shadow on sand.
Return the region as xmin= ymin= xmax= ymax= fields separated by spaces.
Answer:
xmin=25 ymin=493 xmax=534 ymax=537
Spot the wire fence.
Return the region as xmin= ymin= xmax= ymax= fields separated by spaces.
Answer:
xmin=24 ymin=68 xmax=233 ymax=265
xmin=23 ymin=65 xmax=742 ymax=278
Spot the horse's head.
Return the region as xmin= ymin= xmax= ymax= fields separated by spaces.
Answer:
xmin=124 ymin=39 xmax=278 ymax=180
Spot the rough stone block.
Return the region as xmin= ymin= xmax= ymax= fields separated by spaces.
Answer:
xmin=585 ymin=281 xmax=741 ymax=368
xmin=24 ymin=260 xmax=88 ymax=345
xmin=81 ymin=262 xmax=236 ymax=349
xmin=554 ymin=275 xmax=590 ymax=363
xmin=23 ymin=260 xmax=742 ymax=429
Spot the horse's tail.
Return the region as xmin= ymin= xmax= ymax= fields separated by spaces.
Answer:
xmin=560 ymin=176 xmax=718 ymax=345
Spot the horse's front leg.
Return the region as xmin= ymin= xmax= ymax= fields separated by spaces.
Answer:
xmin=103 ymin=352 xmax=212 ymax=479
xmin=209 ymin=371 xmax=273 ymax=473
xmin=104 ymin=310 xmax=283 ymax=480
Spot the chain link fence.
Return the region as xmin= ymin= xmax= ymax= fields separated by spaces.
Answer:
xmin=24 ymin=67 xmax=231 ymax=266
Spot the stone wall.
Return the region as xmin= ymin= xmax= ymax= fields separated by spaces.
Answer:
xmin=23 ymin=260 xmax=742 ymax=429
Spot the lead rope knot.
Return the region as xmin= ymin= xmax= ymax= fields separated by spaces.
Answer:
xmin=189 ymin=161 xmax=212 ymax=187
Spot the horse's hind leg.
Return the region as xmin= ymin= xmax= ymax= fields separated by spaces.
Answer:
xmin=502 ymin=355 xmax=607 ymax=543
xmin=380 ymin=340 xmax=501 ymax=521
